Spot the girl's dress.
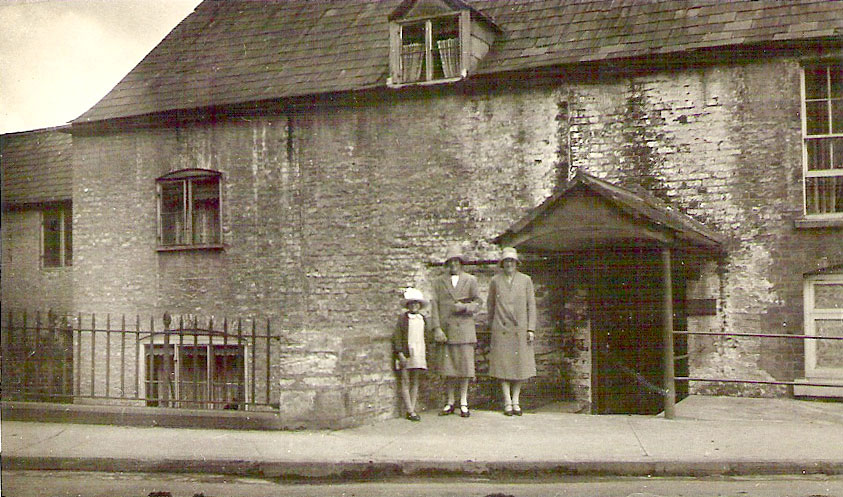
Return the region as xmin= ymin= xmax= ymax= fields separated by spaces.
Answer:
xmin=405 ymin=313 xmax=427 ymax=369
xmin=393 ymin=311 xmax=428 ymax=370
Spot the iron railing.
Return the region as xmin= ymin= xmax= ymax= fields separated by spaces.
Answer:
xmin=1 ymin=310 xmax=284 ymax=410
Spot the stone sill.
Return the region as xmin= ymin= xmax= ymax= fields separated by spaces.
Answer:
xmin=793 ymin=378 xmax=843 ymax=398
xmin=793 ymin=216 xmax=843 ymax=229
xmin=157 ymin=244 xmax=225 ymax=252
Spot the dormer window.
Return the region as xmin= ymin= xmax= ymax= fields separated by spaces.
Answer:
xmin=398 ymin=15 xmax=461 ymax=83
xmin=388 ymin=0 xmax=499 ymax=87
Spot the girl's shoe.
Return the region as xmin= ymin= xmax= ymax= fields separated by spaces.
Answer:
xmin=406 ymin=412 xmax=421 ymax=421
xmin=459 ymin=404 xmax=471 ymax=418
xmin=438 ymin=404 xmax=455 ymax=416
xmin=503 ymin=404 xmax=514 ymax=416
xmin=513 ymin=404 xmax=522 ymax=416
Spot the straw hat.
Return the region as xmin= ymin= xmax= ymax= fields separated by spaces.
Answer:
xmin=499 ymin=247 xmax=519 ymax=266
xmin=403 ymin=287 xmax=427 ymax=306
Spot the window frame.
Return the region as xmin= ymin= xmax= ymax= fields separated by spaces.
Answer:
xmin=156 ymin=169 xmax=223 ymax=251
xmin=41 ymin=203 xmax=72 ymax=269
xmin=800 ymin=61 xmax=843 ymax=220
xmin=389 ymin=11 xmax=468 ymax=86
xmin=803 ymin=272 xmax=843 ymax=379
xmin=144 ymin=341 xmax=249 ymax=409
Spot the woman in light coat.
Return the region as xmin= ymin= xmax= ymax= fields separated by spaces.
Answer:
xmin=487 ymin=247 xmax=537 ymax=416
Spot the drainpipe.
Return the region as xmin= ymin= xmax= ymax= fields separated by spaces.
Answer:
xmin=662 ymin=247 xmax=676 ymax=419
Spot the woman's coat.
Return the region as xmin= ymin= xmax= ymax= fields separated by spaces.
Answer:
xmin=487 ymin=270 xmax=537 ymax=380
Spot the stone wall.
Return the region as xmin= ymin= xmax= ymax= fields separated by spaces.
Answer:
xmin=1 ymin=209 xmax=73 ymax=313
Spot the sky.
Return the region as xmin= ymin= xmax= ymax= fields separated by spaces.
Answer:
xmin=0 ymin=0 xmax=202 ymax=134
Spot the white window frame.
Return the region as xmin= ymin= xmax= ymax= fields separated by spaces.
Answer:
xmin=41 ymin=204 xmax=72 ymax=268
xmin=390 ymin=12 xmax=467 ymax=86
xmin=156 ymin=169 xmax=223 ymax=250
xmin=803 ymin=272 xmax=843 ymax=379
xmin=800 ymin=61 xmax=843 ymax=218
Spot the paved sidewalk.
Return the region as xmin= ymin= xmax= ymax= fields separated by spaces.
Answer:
xmin=2 ymin=395 xmax=843 ymax=479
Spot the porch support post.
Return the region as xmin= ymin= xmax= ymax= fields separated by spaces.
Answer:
xmin=661 ymin=247 xmax=676 ymax=419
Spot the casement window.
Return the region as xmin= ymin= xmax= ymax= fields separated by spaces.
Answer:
xmin=387 ymin=2 xmax=498 ymax=88
xmin=395 ymin=14 xmax=463 ymax=84
xmin=145 ymin=343 xmax=246 ymax=409
xmin=803 ymin=273 xmax=843 ymax=380
xmin=802 ymin=62 xmax=843 ymax=217
xmin=42 ymin=204 xmax=72 ymax=268
xmin=157 ymin=169 xmax=222 ymax=249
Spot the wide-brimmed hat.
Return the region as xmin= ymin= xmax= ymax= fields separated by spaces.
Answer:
xmin=499 ymin=247 xmax=519 ymax=266
xmin=444 ymin=244 xmax=465 ymax=263
xmin=403 ymin=287 xmax=428 ymax=306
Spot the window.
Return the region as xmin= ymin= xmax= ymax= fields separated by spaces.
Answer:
xmin=803 ymin=273 xmax=843 ymax=380
xmin=802 ymin=63 xmax=843 ymax=216
xmin=42 ymin=205 xmax=71 ymax=268
xmin=145 ymin=343 xmax=245 ymax=409
xmin=157 ymin=169 xmax=221 ymax=248
xmin=395 ymin=14 xmax=462 ymax=84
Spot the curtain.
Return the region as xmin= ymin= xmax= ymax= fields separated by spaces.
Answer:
xmin=401 ymin=43 xmax=424 ymax=82
xmin=437 ymin=38 xmax=460 ymax=78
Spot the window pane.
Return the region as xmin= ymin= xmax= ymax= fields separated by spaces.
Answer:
xmin=816 ymin=319 xmax=843 ymax=369
xmin=432 ymin=16 xmax=460 ymax=79
xmin=815 ymin=283 xmax=843 ymax=309
xmin=191 ymin=178 xmax=220 ymax=245
xmin=64 ymin=208 xmax=72 ymax=266
xmin=831 ymin=66 xmax=843 ymax=98
xmin=806 ymin=176 xmax=843 ymax=214
xmin=43 ymin=210 xmax=62 ymax=267
xmin=805 ymin=66 xmax=828 ymax=100
xmin=401 ymin=23 xmax=425 ymax=83
xmin=806 ymin=100 xmax=829 ymax=135
xmin=833 ymin=99 xmax=843 ymax=134
xmin=161 ymin=181 xmax=185 ymax=245
xmin=806 ymin=138 xmax=831 ymax=170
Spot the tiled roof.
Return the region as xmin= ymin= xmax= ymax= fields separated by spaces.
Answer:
xmin=494 ymin=170 xmax=725 ymax=251
xmin=76 ymin=0 xmax=843 ymax=124
xmin=1 ymin=128 xmax=72 ymax=206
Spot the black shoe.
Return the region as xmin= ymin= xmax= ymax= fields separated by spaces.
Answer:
xmin=459 ymin=404 xmax=470 ymax=418
xmin=513 ymin=404 xmax=522 ymax=416
xmin=504 ymin=405 xmax=514 ymax=416
xmin=406 ymin=412 xmax=421 ymax=421
xmin=438 ymin=404 xmax=455 ymax=416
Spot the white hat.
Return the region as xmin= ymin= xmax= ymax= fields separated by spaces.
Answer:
xmin=499 ymin=247 xmax=519 ymax=266
xmin=403 ymin=287 xmax=427 ymax=305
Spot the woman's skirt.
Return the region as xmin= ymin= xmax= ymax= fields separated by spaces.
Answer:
xmin=436 ymin=343 xmax=475 ymax=378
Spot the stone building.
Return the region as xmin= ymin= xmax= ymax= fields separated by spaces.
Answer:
xmin=2 ymin=0 xmax=842 ymax=427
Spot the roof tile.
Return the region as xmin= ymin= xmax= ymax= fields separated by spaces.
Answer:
xmin=77 ymin=0 xmax=843 ymax=124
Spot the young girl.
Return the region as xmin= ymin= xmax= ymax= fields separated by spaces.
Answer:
xmin=392 ymin=287 xmax=429 ymax=421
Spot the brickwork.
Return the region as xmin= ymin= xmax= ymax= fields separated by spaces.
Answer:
xmin=56 ymin=53 xmax=843 ymax=425
xmin=565 ymin=57 xmax=842 ymax=393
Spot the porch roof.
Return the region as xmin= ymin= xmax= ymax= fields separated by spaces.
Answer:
xmin=493 ymin=171 xmax=725 ymax=254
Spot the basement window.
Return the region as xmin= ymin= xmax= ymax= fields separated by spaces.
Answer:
xmin=157 ymin=169 xmax=222 ymax=249
xmin=803 ymin=273 xmax=843 ymax=379
xmin=42 ymin=204 xmax=72 ymax=268
xmin=801 ymin=62 xmax=843 ymax=218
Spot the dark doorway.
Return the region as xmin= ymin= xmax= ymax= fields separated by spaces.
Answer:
xmin=590 ymin=248 xmax=667 ymax=414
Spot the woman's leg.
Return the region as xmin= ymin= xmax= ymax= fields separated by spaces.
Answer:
xmin=511 ymin=380 xmax=523 ymax=414
xmin=459 ymin=377 xmax=470 ymax=407
xmin=500 ymin=380 xmax=513 ymax=408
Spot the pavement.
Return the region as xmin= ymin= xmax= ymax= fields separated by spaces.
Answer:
xmin=2 ymin=395 xmax=843 ymax=480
